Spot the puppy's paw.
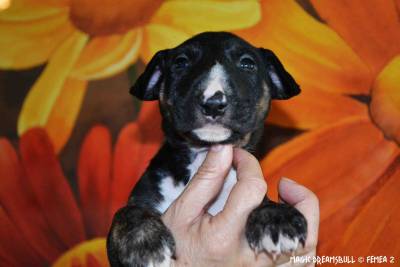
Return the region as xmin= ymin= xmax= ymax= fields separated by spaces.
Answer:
xmin=245 ymin=202 xmax=307 ymax=259
xmin=107 ymin=206 xmax=175 ymax=267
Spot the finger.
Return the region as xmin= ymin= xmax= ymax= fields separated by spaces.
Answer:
xmin=278 ymin=177 xmax=320 ymax=248
xmin=215 ymin=148 xmax=267 ymax=232
xmin=173 ymin=145 xmax=233 ymax=221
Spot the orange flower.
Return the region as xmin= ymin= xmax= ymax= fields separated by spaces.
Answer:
xmin=0 ymin=102 xmax=162 ymax=266
xmin=0 ymin=0 xmax=261 ymax=152
xmin=235 ymin=0 xmax=400 ymax=258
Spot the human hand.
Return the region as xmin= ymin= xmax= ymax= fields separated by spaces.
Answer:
xmin=162 ymin=145 xmax=319 ymax=267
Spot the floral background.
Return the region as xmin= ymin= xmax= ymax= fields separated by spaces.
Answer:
xmin=1 ymin=0 xmax=399 ymax=266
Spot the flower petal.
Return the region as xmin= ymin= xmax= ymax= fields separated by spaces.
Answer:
xmin=152 ymin=0 xmax=260 ymax=34
xmin=236 ymin=0 xmax=371 ymax=94
xmin=262 ymin=116 xmax=400 ymax=220
xmin=0 ymin=11 xmax=74 ymax=69
xmin=18 ymin=31 xmax=88 ymax=148
xmin=45 ymin=78 xmax=87 ymax=153
xmin=52 ymin=238 xmax=108 ymax=267
xmin=141 ymin=0 xmax=260 ymax=63
xmin=85 ymin=253 xmax=103 ymax=267
xmin=136 ymin=101 xmax=163 ymax=142
xmin=311 ymin=0 xmax=400 ymax=74
xmin=78 ymin=125 xmax=112 ymax=238
xmin=110 ymin=123 xmax=142 ymax=215
xmin=141 ymin=24 xmax=190 ymax=63
xmin=0 ymin=138 xmax=65 ymax=262
xmin=110 ymin=102 xmax=163 ymax=214
xmin=318 ymin=154 xmax=400 ymax=254
xmin=110 ymin=122 xmax=160 ymax=215
xmin=370 ymin=55 xmax=400 ymax=145
xmin=0 ymin=0 xmax=67 ymax=21
xmin=71 ymin=29 xmax=142 ymax=80
xmin=0 ymin=206 xmax=44 ymax=266
xmin=20 ymin=128 xmax=86 ymax=248
xmin=332 ymin=157 xmax=400 ymax=256
xmin=263 ymin=117 xmax=400 ymax=254
xmin=267 ymin=88 xmax=368 ymax=129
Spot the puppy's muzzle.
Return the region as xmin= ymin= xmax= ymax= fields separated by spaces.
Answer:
xmin=200 ymin=91 xmax=227 ymax=119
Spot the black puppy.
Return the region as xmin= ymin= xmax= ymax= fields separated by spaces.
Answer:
xmin=107 ymin=32 xmax=307 ymax=267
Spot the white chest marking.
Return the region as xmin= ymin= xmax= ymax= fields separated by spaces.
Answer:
xmin=155 ymin=150 xmax=237 ymax=215
xmin=156 ymin=176 xmax=186 ymax=214
xmin=208 ymin=168 xmax=237 ymax=215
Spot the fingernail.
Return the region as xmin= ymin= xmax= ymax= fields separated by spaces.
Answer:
xmin=211 ymin=145 xmax=223 ymax=152
xmin=281 ymin=177 xmax=297 ymax=184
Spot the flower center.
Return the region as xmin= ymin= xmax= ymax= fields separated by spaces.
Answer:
xmin=70 ymin=0 xmax=163 ymax=36
xmin=52 ymin=238 xmax=108 ymax=267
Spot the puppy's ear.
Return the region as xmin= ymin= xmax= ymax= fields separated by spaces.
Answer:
xmin=259 ymin=48 xmax=300 ymax=99
xmin=130 ymin=49 xmax=168 ymax=101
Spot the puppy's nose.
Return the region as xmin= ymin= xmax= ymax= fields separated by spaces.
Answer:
xmin=200 ymin=91 xmax=227 ymax=118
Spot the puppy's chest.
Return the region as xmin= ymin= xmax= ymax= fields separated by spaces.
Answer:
xmin=155 ymin=151 xmax=237 ymax=216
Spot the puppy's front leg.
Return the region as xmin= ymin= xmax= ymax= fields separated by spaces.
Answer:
xmin=245 ymin=198 xmax=307 ymax=258
xmin=107 ymin=205 xmax=175 ymax=267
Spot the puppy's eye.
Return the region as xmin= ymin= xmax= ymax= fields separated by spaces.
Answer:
xmin=173 ymin=55 xmax=190 ymax=69
xmin=239 ymin=56 xmax=256 ymax=71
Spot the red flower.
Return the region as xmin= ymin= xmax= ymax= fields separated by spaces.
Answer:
xmin=0 ymin=102 xmax=162 ymax=266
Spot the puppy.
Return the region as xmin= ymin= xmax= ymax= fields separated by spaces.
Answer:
xmin=107 ymin=32 xmax=307 ymax=267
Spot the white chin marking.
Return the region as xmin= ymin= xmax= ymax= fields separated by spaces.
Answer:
xmin=193 ymin=124 xmax=231 ymax=142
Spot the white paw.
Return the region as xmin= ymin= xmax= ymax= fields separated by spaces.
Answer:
xmin=260 ymin=233 xmax=300 ymax=260
xmin=148 ymin=246 xmax=173 ymax=267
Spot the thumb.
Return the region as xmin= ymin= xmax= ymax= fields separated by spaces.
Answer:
xmin=215 ymin=148 xmax=267 ymax=233
xmin=279 ymin=177 xmax=319 ymax=248
xmin=172 ymin=145 xmax=233 ymax=221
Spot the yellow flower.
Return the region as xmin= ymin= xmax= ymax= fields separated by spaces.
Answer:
xmin=0 ymin=0 xmax=261 ymax=152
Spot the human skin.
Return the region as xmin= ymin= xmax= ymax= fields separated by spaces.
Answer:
xmin=162 ymin=145 xmax=319 ymax=267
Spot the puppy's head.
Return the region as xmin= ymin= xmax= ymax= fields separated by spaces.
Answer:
xmin=131 ymin=32 xmax=300 ymax=147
